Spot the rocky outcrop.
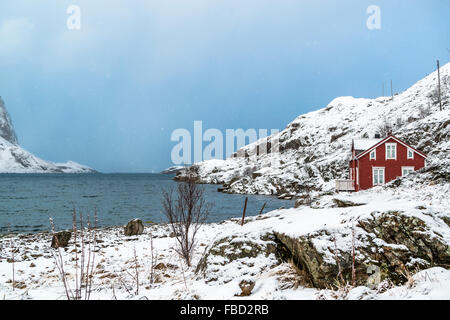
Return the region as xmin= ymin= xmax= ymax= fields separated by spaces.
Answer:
xmin=194 ymin=202 xmax=449 ymax=291
xmin=274 ymin=211 xmax=450 ymax=289
xmin=0 ymin=97 xmax=18 ymax=145
xmin=161 ymin=166 xmax=185 ymax=174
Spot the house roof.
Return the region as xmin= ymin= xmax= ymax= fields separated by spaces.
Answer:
xmin=355 ymin=135 xmax=427 ymax=160
xmin=354 ymin=139 xmax=382 ymax=151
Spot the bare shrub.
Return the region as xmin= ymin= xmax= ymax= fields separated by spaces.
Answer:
xmin=162 ymin=173 xmax=211 ymax=267
xmin=376 ymin=116 xmax=393 ymax=138
xmin=49 ymin=209 xmax=98 ymax=300
xmin=6 ymin=225 xmax=17 ymax=291
xmin=329 ymin=229 xmax=357 ymax=298
xmin=394 ymin=117 xmax=404 ymax=129
xmin=333 ymin=236 xmax=345 ymax=287
xmin=148 ymin=233 xmax=158 ymax=285
xmin=429 ymin=87 xmax=441 ymax=106
xmin=351 ymin=226 xmax=356 ymax=287
xmin=125 ymin=246 xmax=140 ymax=296
xmin=418 ymin=104 xmax=432 ymax=118
xmin=399 ymin=263 xmax=421 ymax=289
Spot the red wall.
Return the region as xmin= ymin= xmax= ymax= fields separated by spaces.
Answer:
xmin=355 ymin=137 xmax=425 ymax=191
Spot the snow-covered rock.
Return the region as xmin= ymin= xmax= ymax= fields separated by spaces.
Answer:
xmin=178 ymin=63 xmax=450 ymax=196
xmin=161 ymin=165 xmax=185 ymax=174
xmin=0 ymin=96 xmax=94 ymax=173
xmin=194 ymin=174 xmax=449 ymax=291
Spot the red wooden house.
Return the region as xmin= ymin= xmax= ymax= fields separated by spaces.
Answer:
xmin=336 ymin=134 xmax=427 ymax=191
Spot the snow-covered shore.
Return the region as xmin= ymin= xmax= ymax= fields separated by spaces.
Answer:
xmin=1 ymin=171 xmax=448 ymax=300
xmin=0 ymin=64 xmax=448 ymax=300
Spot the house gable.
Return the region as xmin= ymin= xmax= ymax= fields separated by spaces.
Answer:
xmin=355 ymin=135 xmax=427 ymax=160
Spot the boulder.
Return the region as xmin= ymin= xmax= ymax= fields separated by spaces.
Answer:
xmin=51 ymin=231 xmax=71 ymax=248
xmin=195 ymin=233 xmax=279 ymax=284
xmin=124 ymin=219 xmax=144 ymax=236
xmin=236 ymin=280 xmax=256 ymax=296
xmin=332 ymin=198 xmax=365 ymax=208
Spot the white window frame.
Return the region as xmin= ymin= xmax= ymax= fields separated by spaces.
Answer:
xmin=372 ymin=167 xmax=385 ymax=186
xmin=385 ymin=143 xmax=397 ymax=160
xmin=407 ymin=148 xmax=414 ymax=160
xmin=402 ymin=166 xmax=415 ymax=176
xmin=370 ymin=149 xmax=376 ymax=160
xmin=356 ymin=167 xmax=359 ymax=186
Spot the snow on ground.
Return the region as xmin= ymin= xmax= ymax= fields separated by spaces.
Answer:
xmin=0 ymin=177 xmax=448 ymax=300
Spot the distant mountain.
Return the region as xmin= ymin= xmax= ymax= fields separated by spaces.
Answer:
xmin=0 ymin=97 xmax=95 ymax=173
xmin=0 ymin=97 xmax=18 ymax=145
xmin=176 ymin=63 xmax=450 ymax=196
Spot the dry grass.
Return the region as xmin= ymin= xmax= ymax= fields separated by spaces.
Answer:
xmin=49 ymin=209 xmax=98 ymax=300
xmin=272 ymin=259 xmax=314 ymax=290
xmin=399 ymin=263 xmax=421 ymax=289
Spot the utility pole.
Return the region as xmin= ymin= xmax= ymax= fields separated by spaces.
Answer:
xmin=390 ymin=79 xmax=394 ymax=101
xmin=241 ymin=197 xmax=248 ymax=226
xmin=437 ymin=60 xmax=442 ymax=111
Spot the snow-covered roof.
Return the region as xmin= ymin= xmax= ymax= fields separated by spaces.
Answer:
xmin=354 ymin=139 xmax=382 ymax=151
xmin=356 ymin=135 xmax=427 ymax=160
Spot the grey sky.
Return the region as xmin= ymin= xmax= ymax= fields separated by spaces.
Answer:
xmin=0 ymin=0 xmax=449 ymax=172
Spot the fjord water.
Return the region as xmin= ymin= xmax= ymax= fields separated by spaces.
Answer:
xmin=0 ymin=173 xmax=292 ymax=234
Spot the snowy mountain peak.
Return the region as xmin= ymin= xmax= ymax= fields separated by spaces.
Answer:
xmin=0 ymin=97 xmax=94 ymax=173
xmin=0 ymin=96 xmax=19 ymax=145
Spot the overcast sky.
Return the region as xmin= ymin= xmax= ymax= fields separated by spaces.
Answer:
xmin=0 ymin=0 xmax=449 ymax=172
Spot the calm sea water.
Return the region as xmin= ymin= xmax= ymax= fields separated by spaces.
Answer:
xmin=0 ymin=173 xmax=292 ymax=234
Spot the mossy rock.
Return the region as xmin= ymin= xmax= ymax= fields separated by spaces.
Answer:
xmin=274 ymin=211 xmax=450 ymax=289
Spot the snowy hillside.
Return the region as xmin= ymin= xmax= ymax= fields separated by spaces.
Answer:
xmin=177 ymin=63 xmax=450 ymax=196
xmin=0 ymin=97 xmax=94 ymax=173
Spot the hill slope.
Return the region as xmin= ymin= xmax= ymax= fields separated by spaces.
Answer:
xmin=178 ymin=63 xmax=450 ymax=196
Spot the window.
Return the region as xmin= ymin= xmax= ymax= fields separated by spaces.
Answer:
xmin=370 ymin=149 xmax=376 ymax=160
xmin=373 ymin=167 xmax=385 ymax=186
xmin=407 ymin=148 xmax=414 ymax=159
xmin=402 ymin=166 xmax=414 ymax=176
xmin=386 ymin=143 xmax=397 ymax=160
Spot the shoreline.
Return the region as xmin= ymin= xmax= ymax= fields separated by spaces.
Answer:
xmin=1 ymin=184 xmax=449 ymax=300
